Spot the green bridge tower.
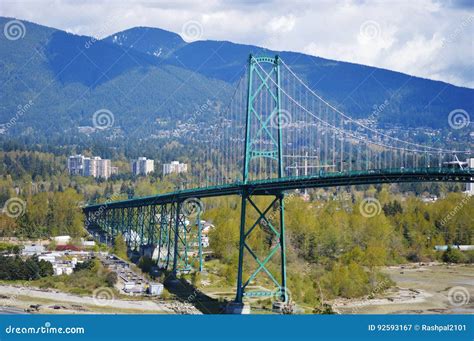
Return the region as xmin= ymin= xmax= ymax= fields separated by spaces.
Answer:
xmin=231 ymin=54 xmax=288 ymax=312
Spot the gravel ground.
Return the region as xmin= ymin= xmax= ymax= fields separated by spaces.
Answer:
xmin=333 ymin=263 xmax=474 ymax=314
xmin=0 ymin=285 xmax=201 ymax=314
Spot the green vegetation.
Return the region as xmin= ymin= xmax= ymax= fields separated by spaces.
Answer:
xmin=1 ymin=16 xmax=472 ymax=150
xmin=105 ymin=271 xmax=118 ymax=287
xmin=0 ymin=185 xmax=84 ymax=239
xmin=0 ymin=242 xmax=22 ymax=254
xmin=112 ymin=233 xmax=128 ymax=260
xmin=0 ymin=150 xmax=188 ymax=239
xmin=442 ymin=246 xmax=468 ymax=263
xmin=0 ymin=256 xmax=118 ymax=297
xmin=0 ymin=17 xmax=471 ymax=311
xmin=0 ymin=255 xmax=53 ymax=280
xmin=35 ymin=258 xmax=115 ymax=295
xmin=73 ymin=259 xmax=95 ymax=272
xmin=0 ymin=148 xmax=472 ymax=309
xmin=203 ymin=189 xmax=473 ymax=307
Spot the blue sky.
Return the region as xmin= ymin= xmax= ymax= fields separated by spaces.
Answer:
xmin=1 ymin=0 xmax=473 ymax=88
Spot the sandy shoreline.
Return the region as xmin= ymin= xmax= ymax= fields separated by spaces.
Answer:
xmin=1 ymin=263 xmax=472 ymax=314
xmin=333 ymin=263 xmax=474 ymax=314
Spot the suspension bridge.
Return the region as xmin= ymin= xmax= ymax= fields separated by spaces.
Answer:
xmin=83 ymin=55 xmax=473 ymax=312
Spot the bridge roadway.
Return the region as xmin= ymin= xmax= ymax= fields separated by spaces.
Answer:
xmin=83 ymin=167 xmax=474 ymax=212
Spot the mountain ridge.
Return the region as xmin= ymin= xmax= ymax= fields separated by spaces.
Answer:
xmin=0 ymin=16 xmax=472 ymax=147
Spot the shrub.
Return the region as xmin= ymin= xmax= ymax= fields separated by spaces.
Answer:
xmin=105 ymin=271 xmax=118 ymax=287
xmin=464 ymin=250 xmax=474 ymax=264
xmin=74 ymin=259 xmax=94 ymax=272
xmin=321 ymin=261 xmax=369 ymax=298
xmin=442 ymin=247 xmax=466 ymax=263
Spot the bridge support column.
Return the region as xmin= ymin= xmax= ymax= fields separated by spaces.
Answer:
xmin=126 ymin=207 xmax=133 ymax=249
xmin=157 ymin=204 xmax=171 ymax=270
xmin=197 ymin=209 xmax=203 ymax=272
xmin=235 ymin=191 xmax=248 ymax=304
xmin=172 ymin=202 xmax=191 ymax=275
xmin=232 ymin=190 xmax=288 ymax=312
xmin=172 ymin=202 xmax=179 ymax=275
xmin=278 ymin=192 xmax=288 ymax=302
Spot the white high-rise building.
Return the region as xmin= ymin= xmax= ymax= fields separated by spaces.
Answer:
xmin=96 ymin=158 xmax=112 ymax=179
xmin=131 ymin=157 xmax=154 ymax=176
xmin=68 ymin=155 xmax=84 ymax=175
xmin=83 ymin=157 xmax=96 ymax=177
xmin=163 ymin=161 xmax=188 ymax=175
xmin=68 ymin=155 xmax=113 ymax=179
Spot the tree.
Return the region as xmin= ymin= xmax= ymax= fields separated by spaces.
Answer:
xmin=0 ymin=255 xmax=52 ymax=280
xmin=38 ymin=259 xmax=54 ymax=277
xmin=113 ymin=233 xmax=128 ymax=259
xmin=47 ymin=189 xmax=84 ymax=237
xmin=25 ymin=258 xmax=40 ymax=281
xmin=119 ymin=182 xmax=128 ymax=194
xmin=74 ymin=259 xmax=94 ymax=272
xmin=105 ymin=271 xmax=118 ymax=287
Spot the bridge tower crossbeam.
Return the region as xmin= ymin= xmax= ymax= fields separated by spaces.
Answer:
xmin=234 ymin=55 xmax=288 ymax=306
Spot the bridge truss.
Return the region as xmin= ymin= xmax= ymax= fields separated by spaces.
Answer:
xmin=84 ymin=54 xmax=473 ymax=311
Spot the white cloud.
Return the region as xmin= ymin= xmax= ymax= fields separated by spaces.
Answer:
xmin=267 ymin=15 xmax=296 ymax=34
xmin=0 ymin=0 xmax=472 ymax=87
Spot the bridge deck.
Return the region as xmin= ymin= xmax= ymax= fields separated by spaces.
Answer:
xmin=83 ymin=167 xmax=473 ymax=212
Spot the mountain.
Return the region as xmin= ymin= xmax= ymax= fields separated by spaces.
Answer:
xmin=104 ymin=27 xmax=186 ymax=59
xmin=104 ymin=28 xmax=474 ymax=128
xmin=0 ymin=17 xmax=232 ymax=141
xmin=0 ymin=17 xmax=472 ymax=155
